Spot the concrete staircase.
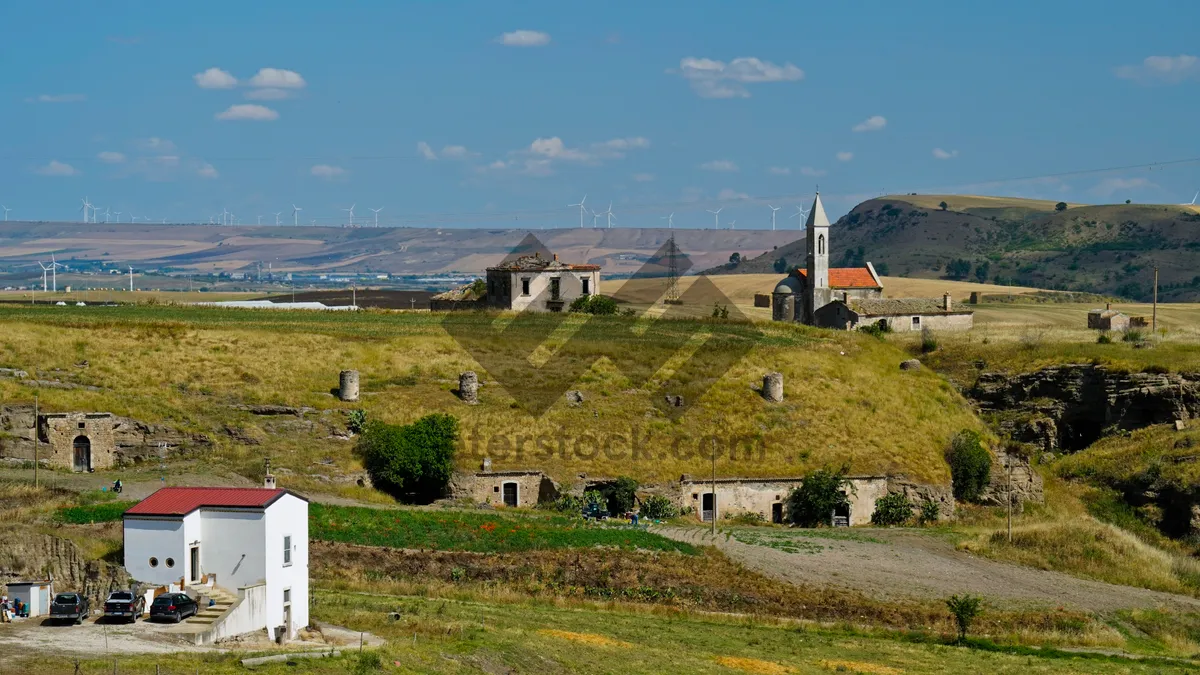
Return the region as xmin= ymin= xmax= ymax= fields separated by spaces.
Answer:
xmin=183 ymin=585 xmax=238 ymax=627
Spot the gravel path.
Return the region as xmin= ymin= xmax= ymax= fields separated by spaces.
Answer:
xmin=655 ymin=525 xmax=1200 ymax=613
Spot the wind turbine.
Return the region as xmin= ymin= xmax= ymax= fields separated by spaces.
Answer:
xmin=1 ymin=206 xmax=10 ymax=222
xmin=291 ymin=204 xmax=302 ymax=226
xmin=37 ymin=261 xmax=51 ymax=292
xmin=102 ymin=207 xmax=111 ymax=224
xmin=79 ymin=197 xmax=92 ymax=223
xmin=273 ymin=211 xmax=283 ymax=226
xmin=706 ymin=207 xmax=722 ymax=229
xmin=221 ymin=208 xmax=229 ymax=226
xmin=790 ymin=205 xmax=810 ymax=228
xmin=1184 ymin=191 xmax=1199 ymax=206
xmin=768 ymin=205 xmax=780 ymax=230
xmin=131 ymin=213 xmax=138 ymax=223
xmin=257 ymin=215 xmax=263 ymax=225
xmin=128 ymin=266 xmax=134 ymax=293
xmin=601 ymin=202 xmax=616 ymax=229
xmin=662 ymin=212 xmax=674 ymax=229
xmin=569 ymin=194 xmax=587 ymax=228
xmin=590 ymin=209 xmax=600 ymax=229
xmin=342 ymin=203 xmax=356 ymax=227
xmin=50 ymin=254 xmax=62 ymax=292
xmin=112 ymin=211 xmax=121 ymax=223
xmin=729 ymin=219 xmax=737 ymax=230
xmin=369 ymin=207 xmax=382 ymax=227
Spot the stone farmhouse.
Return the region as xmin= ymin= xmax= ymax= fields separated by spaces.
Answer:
xmin=1088 ymin=304 xmax=1130 ymax=331
xmin=41 ymin=412 xmax=116 ymax=472
xmin=123 ymin=484 xmax=309 ymax=643
xmin=485 ymin=252 xmax=601 ymax=312
xmin=772 ymin=192 xmax=973 ymax=332
xmin=677 ymin=475 xmax=888 ymax=526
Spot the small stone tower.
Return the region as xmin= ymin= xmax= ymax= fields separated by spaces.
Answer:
xmin=338 ymin=370 xmax=360 ymax=402
xmin=804 ymin=191 xmax=832 ymax=323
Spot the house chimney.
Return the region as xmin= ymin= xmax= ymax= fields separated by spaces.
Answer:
xmin=1106 ymin=302 xmax=1111 ymax=310
xmin=263 ymin=457 xmax=276 ymax=488
xmin=943 ymin=293 xmax=952 ymax=311
xmin=552 ymin=253 xmax=558 ymax=261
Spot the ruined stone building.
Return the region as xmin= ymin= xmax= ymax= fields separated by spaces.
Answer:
xmin=485 ymin=252 xmax=601 ymax=313
xmin=677 ymin=475 xmax=889 ymax=526
xmin=772 ymin=192 xmax=973 ymax=332
xmin=1088 ymin=304 xmax=1130 ymax=331
xmin=41 ymin=412 xmax=117 ymax=472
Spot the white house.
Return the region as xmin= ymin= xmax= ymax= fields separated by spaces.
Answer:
xmin=485 ymin=252 xmax=601 ymax=312
xmin=123 ymin=486 xmax=309 ymax=640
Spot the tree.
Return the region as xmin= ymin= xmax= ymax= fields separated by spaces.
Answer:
xmin=1125 ymin=199 xmax=1132 ymax=204
xmin=786 ymin=465 xmax=853 ymax=527
xmin=357 ymin=414 xmax=459 ymax=503
xmin=773 ymin=257 xmax=789 ymax=274
xmin=569 ymin=294 xmax=619 ymax=315
xmin=874 ymin=262 xmax=890 ymax=276
xmin=947 ymin=429 xmax=991 ymax=502
xmin=938 ymin=201 xmax=948 ymax=211
xmin=602 ymin=476 xmax=639 ymax=515
xmin=728 ymin=252 xmax=741 ymax=266
xmin=1055 ymin=201 xmax=1068 ymax=212
xmin=639 ymin=495 xmax=678 ymax=519
xmin=945 ymin=594 xmax=983 ymax=642
xmin=946 ymin=259 xmax=972 ymax=280
xmin=974 ymin=261 xmax=991 ymax=283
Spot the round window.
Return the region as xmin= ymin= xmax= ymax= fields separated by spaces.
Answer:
xmin=149 ymin=557 xmax=159 ymax=568
xmin=165 ymin=558 xmax=175 ymax=568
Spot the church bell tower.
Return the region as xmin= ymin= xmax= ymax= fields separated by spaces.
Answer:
xmin=804 ymin=191 xmax=832 ymax=323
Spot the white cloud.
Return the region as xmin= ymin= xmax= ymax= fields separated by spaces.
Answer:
xmin=137 ymin=137 xmax=176 ymax=152
xmin=248 ymin=68 xmax=306 ymax=89
xmin=26 ymin=93 xmax=86 ymax=103
xmin=718 ymin=188 xmax=750 ymax=201
xmin=670 ymin=56 xmax=804 ymax=99
xmin=194 ymin=67 xmax=237 ymax=89
xmin=35 ymin=160 xmax=78 ymax=176
xmin=310 ymin=164 xmax=347 ymax=179
xmin=197 ymin=163 xmax=219 ymax=179
xmin=1090 ymin=176 xmax=1155 ymax=198
xmin=420 ymin=140 xmax=444 ymax=158
xmin=245 ymin=88 xmax=291 ymax=100
xmin=215 ymin=104 xmax=279 ymax=121
xmin=1114 ymin=55 xmax=1200 ymax=84
xmin=154 ymin=155 xmax=180 ymax=167
xmin=487 ymin=160 xmax=509 ymax=170
xmin=529 ymin=137 xmax=591 ymax=161
xmin=97 ymin=151 xmax=126 ymax=164
xmin=497 ymin=30 xmax=551 ymax=47
xmin=800 ymin=166 xmax=827 ymax=177
xmin=700 ymin=159 xmax=738 ymax=172
xmin=440 ymin=144 xmax=478 ymax=159
xmin=852 ymin=115 xmax=887 ymax=132
xmin=632 ymin=173 xmax=655 ymax=182
xmin=836 ymin=151 xmax=854 ymax=162
xmin=932 ymin=148 xmax=958 ymax=160
xmin=768 ymin=166 xmax=790 ymax=175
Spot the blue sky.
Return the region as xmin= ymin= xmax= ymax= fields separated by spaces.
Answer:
xmin=3 ymin=0 xmax=1200 ymax=229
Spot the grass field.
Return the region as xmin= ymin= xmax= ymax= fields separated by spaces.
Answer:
xmin=310 ymin=503 xmax=696 ymax=554
xmin=0 ymin=303 xmax=984 ymax=485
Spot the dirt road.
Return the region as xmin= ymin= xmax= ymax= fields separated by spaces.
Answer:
xmin=655 ymin=525 xmax=1200 ymax=613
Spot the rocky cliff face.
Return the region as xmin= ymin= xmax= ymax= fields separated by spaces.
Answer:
xmin=0 ymin=529 xmax=130 ymax=603
xmin=970 ymin=365 xmax=1199 ymax=454
xmin=0 ymin=404 xmax=211 ymax=465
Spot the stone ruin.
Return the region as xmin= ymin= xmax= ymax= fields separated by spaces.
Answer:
xmin=338 ymin=370 xmax=360 ymax=402
xmin=458 ymin=372 xmax=479 ymax=404
xmin=761 ymin=372 xmax=784 ymax=403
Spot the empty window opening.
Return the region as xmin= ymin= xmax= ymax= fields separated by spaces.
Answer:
xmin=911 ymin=316 xmax=920 ymax=327
xmin=581 ymin=278 xmax=590 ymax=295
xmin=149 ymin=557 xmax=159 ymax=568
xmin=165 ymin=558 xmax=175 ymax=568
xmin=550 ymin=277 xmax=561 ymax=300
xmin=818 ymin=234 xmax=825 ymax=255
xmin=502 ymin=482 xmax=518 ymax=507
xmin=521 ymin=278 xmax=530 ymax=296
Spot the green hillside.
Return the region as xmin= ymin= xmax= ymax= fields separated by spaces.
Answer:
xmin=717 ymin=195 xmax=1200 ymax=301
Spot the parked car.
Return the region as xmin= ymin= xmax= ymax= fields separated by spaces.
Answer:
xmin=148 ymin=593 xmax=198 ymax=623
xmin=103 ymin=590 xmax=144 ymax=623
xmin=49 ymin=593 xmax=90 ymax=625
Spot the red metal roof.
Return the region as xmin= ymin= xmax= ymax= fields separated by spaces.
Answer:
xmin=796 ymin=267 xmax=881 ymax=289
xmin=124 ymin=487 xmax=287 ymax=517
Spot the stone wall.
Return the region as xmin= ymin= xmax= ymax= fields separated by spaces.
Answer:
xmin=449 ymin=470 xmax=559 ymax=507
xmin=41 ymin=413 xmax=117 ymax=471
xmin=676 ymin=476 xmax=888 ymax=526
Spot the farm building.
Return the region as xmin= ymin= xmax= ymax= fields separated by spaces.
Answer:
xmin=772 ymin=192 xmax=972 ymax=332
xmin=1088 ymin=305 xmax=1130 ymax=331
xmin=5 ymin=580 xmax=53 ymax=617
xmin=40 ymin=412 xmax=116 ymax=472
xmin=815 ymin=295 xmax=974 ymax=332
xmin=450 ymin=469 xmax=559 ymax=507
xmin=122 ymin=484 xmax=309 ymax=643
xmin=676 ymin=475 xmax=888 ymax=526
xmin=485 ymin=252 xmax=601 ymax=313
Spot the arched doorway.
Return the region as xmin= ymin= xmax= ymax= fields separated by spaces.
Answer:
xmin=72 ymin=435 xmax=91 ymax=472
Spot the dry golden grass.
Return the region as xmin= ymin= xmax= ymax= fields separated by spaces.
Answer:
xmin=538 ymin=629 xmax=633 ymax=648
xmin=818 ymin=660 xmax=901 ymax=675
xmin=715 ymin=655 xmax=796 ymax=674
xmin=890 ymin=194 xmax=1082 ymax=211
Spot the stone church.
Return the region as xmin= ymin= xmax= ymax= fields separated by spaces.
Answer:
xmin=773 ymin=193 xmax=973 ymax=332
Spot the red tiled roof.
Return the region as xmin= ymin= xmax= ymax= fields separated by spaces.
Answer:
xmin=795 ymin=267 xmax=881 ymax=289
xmin=124 ymin=487 xmax=288 ymax=517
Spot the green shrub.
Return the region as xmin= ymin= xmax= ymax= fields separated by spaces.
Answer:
xmin=711 ymin=303 xmax=730 ymax=319
xmin=539 ymin=494 xmax=585 ymax=514
xmin=569 ymin=294 xmax=618 ymax=315
xmin=357 ymin=414 xmax=459 ymax=503
xmin=583 ymin=490 xmax=607 ymax=515
xmin=639 ymin=495 xmax=678 ymax=520
xmin=1122 ymin=328 xmax=1146 ymax=344
xmin=857 ymin=321 xmax=891 ymax=339
xmin=918 ymin=498 xmax=940 ymax=525
xmin=353 ymin=650 xmax=383 ymax=674
xmin=947 ymin=430 xmax=991 ymax=502
xmin=602 ymin=476 xmax=639 ymax=515
xmin=347 ymin=409 xmax=367 ymax=434
xmin=870 ymin=492 xmax=912 ymax=526
xmin=945 ymin=594 xmax=983 ymax=641
xmin=920 ymin=327 xmax=938 ymax=353
xmin=726 ymin=511 xmax=767 ymax=526
xmin=1096 ymin=332 xmax=1113 ymax=345
xmin=786 ymin=465 xmax=853 ymax=527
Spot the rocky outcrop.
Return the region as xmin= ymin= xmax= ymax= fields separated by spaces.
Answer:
xmin=0 ymin=404 xmax=211 ymax=466
xmin=978 ymin=447 xmax=1044 ymax=510
xmin=886 ymin=477 xmax=956 ymax=519
xmin=0 ymin=529 xmax=130 ymax=603
xmin=970 ymin=364 xmax=1200 ymax=453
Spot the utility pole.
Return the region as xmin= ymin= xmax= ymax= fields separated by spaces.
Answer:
xmin=1006 ymin=456 xmax=1013 ymax=543
xmin=33 ymin=394 xmax=39 ymax=489
xmin=1153 ymin=266 xmax=1159 ymax=334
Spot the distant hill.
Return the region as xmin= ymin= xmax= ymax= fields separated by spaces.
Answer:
xmin=0 ymin=223 xmax=795 ymax=278
xmin=711 ymin=195 xmax=1200 ymax=301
